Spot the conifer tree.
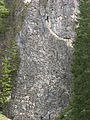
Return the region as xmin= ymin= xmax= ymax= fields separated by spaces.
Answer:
xmin=0 ymin=40 xmax=20 ymax=110
xmin=72 ymin=0 xmax=90 ymax=120
xmin=0 ymin=0 xmax=20 ymax=110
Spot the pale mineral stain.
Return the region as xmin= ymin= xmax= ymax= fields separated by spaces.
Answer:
xmin=24 ymin=0 xmax=31 ymax=4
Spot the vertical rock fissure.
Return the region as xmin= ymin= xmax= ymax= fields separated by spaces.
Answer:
xmin=39 ymin=0 xmax=48 ymax=34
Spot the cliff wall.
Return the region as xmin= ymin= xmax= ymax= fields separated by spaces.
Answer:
xmin=6 ymin=0 xmax=78 ymax=119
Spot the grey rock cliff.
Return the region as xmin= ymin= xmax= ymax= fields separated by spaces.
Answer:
xmin=7 ymin=0 xmax=78 ymax=119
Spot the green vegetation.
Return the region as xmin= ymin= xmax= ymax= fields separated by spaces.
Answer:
xmin=0 ymin=0 xmax=89 ymax=119
xmin=0 ymin=40 xmax=20 ymax=110
xmin=55 ymin=106 xmax=73 ymax=120
xmin=71 ymin=0 xmax=90 ymax=119
xmin=55 ymin=0 xmax=90 ymax=120
xmin=0 ymin=0 xmax=9 ymax=33
xmin=0 ymin=111 xmax=8 ymax=120
xmin=0 ymin=0 xmax=20 ymax=110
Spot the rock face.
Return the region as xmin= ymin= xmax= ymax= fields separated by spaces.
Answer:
xmin=8 ymin=0 xmax=78 ymax=119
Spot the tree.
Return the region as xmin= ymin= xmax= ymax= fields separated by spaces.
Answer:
xmin=0 ymin=40 xmax=20 ymax=110
xmin=0 ymin=0 xmax=20 ymax=110
xmin=72 ymin=0 xmax=90 ymax=120
xmin=0 ymin=56 xmax=12 ymax=109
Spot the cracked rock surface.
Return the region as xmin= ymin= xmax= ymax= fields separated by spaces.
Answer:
xmin=6 ymin=0 xmax=78 ymax=119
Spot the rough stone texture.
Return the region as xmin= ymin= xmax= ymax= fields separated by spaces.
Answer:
xmin=7 ymin=0 xmax=78 ymax=119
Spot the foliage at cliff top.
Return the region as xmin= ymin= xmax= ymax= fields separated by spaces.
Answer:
xmin=55 ymin=0 xmax=90 ymax=120
xmin=0 ymin=0 xmax=9 ymax=33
